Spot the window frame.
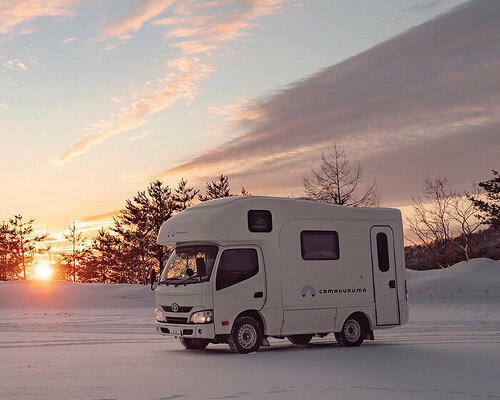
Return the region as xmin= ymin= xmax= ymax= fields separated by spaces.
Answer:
xmin=300 ymin=230 xmax=340 ymax=261
xmin=247 ymin=209 xmax=273 ymax=233
xmin=215 ymin=248 xmax=260 ymax=291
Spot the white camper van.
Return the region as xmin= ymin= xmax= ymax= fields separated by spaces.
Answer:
xmin=151 ymin=196 xmax=409 ymax=353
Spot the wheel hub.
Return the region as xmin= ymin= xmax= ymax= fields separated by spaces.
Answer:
xmin=344 ymin=319 xmax=361 ymax=342
xmin=238 ymin=324 xmax=257 ymax=349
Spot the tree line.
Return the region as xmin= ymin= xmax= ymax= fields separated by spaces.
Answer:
xmin=0 ymin=144 xmax=498 ymax=281
xmin=0 ymin=175 xmax=249 ymax=282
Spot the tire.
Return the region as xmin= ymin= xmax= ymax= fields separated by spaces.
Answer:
xmin=228 ymin=316 xmax=263 ymax=354
xmin=335 ymin=315 xmax=367 ymax=347
xmin=287 ymin=334 xmax=313 ymax=345
xmin=180 ymin=337 xmax=209 ymax=350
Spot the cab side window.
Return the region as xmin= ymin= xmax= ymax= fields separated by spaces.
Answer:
xmin=216 ymin=249 xmax=258 ymax=290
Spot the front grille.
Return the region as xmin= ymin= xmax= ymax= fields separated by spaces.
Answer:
xmin=165 ymin=316 xmax=189 ymax=324
xmin=161 ymin=305 xmax=193 ymax=313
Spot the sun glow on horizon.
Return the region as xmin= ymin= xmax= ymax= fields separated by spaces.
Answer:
xmin=34 ymin=260 xmax=54 ymax=281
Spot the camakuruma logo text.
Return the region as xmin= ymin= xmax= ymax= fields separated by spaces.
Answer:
xmin=301 ymin=285 xmax=367 ymax=297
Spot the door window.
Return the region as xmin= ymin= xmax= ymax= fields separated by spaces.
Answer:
xmin=376 ymin=232 xmax=390 ymax=272
xmin=216 ymin=249 xmax=259 ymax=290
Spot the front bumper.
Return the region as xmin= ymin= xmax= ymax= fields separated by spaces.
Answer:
xmin=156 ymin=321 xmax=215 ymax=339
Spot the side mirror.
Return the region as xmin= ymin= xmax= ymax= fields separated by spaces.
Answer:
xmin=150 ymin=268 xmax=157 ymax=291
xmin=186 ymin=268 xmax=194 ymax=277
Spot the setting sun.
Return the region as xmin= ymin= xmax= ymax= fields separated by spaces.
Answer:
xmin=34 ymin=260 xmax=54 ymax=281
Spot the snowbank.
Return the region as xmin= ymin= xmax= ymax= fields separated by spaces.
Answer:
xmin=0 ymin=257 xmax=498 ymax=309
xmin=0 ymin=280 xmax=154 ymax=309
xmin=406 ymin=257 xmax=500 ymax=302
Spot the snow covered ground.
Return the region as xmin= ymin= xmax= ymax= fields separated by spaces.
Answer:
xmin=1 ymin=258 xmax=499 ymax=400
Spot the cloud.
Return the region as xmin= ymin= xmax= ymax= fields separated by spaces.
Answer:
xmin=163 ymin=0 xmax=290 ymax=54
xmin=99 ymin=0 xmax=175 ymax=42
xmin=59 ymin=0 xmax=291 ymax=163
xmin=129 ymin=129 xmax=154 ymax=142
xmin=4 ymin=59 xmax=28 ymax=71
xmin=153 ymin=0 xmax=500 ymax=202
xmin=62 ymin=36 xmax=77 ymax=44
xmin=57 ymin=59 xmax=214 ymax=164
xmin=0 ymin=0 xmax=77 ymax=35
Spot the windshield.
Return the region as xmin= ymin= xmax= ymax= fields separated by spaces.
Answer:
xmin=160 ymin=246 xmax=218 ymax=283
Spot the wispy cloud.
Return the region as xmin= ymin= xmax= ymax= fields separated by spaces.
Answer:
xmin=99 ymin=0 xmax=175 ymax=43
xmin=153 ymin=0 xmax=500 ymax=201
xmin=57 ymin=59 xmax=214 ymax=164
xmin=4 ymin=59 xmax=28 ymax=71
xmin=59 ymin=0 xmax=291 ymax=163
xmin=129 ymin=129 xmax=154 ymax=142
xmin=162 ymin=0 xmax=290 ymax=55
xmin=0 ymin=0 xmax=77 ymax=35
xmin=62 ymin=36 xmax=77 ymax=44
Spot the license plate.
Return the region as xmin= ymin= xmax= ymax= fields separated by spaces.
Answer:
xmin=167 ymin=326 xmax=181 ymax=335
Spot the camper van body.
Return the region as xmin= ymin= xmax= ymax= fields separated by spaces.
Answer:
xmin=154 ymin=196 xmax=408 ymax=352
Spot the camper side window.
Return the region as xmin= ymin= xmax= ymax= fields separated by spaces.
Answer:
xmin=216 ymin=249 xmax=259 ymax=290
xmin=248 ymin=210 xmax=272 ymax=232
xmin=300 ymin=231 xmax=340 ymax=260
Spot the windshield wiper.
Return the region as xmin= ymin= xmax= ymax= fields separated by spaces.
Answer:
xmin=158 ymin=277 xmax=181 ymax=285
xmin=174 ymin=275 xmax=203 ymax=287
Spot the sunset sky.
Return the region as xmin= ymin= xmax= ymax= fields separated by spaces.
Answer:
xmin=0 ymin=0 xmax=499 ymax=250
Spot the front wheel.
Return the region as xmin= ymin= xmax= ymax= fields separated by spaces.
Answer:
xmin=180 ymin=337 xmax=209 ymax=350
xmin=287 ymin=334 xmax=313 ymax=345
xmin=335 ymin=315 xmax=367 ymax=347
xmin=228 ymin=316 xmax=263 ymax=354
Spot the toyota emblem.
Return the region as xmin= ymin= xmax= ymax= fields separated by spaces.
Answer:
xmin=171 ymin=303 xmax=179 ymax=312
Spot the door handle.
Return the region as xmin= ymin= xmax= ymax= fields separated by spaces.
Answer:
xmin=388 ymin=280 xmax=396 ymax=289
xmin=254 ymin=291 xmax=263 ymax=298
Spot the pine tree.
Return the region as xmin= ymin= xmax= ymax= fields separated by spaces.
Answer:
xmin=9 ymin=215 xmax=47 ymax=279
xmin=84 ymin=229 xmax=120 ymax=283
xmin=113 ymin=180 xmax=177 ymax=280
xmin=172 ymin=178 xmax=199 ymax=211
xmin=468 ymin=170 xmax=500 ymax=230
xmin=63 ymin=222 xmax=85 ymax=282
xmin=199 ymin=174 xmax=234 ymax=202
xmin=0 ymin=222 xmax=12 ymax=281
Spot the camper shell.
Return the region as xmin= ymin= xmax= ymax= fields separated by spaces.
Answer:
xmin=153 ymin=196 xmax=409 ymax=353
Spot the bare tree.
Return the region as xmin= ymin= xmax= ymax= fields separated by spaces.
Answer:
xmin=406 ymin=177 xmax=483 ymax=267
xmin=449 ymin=184 xmax=483 ymax=261
xmin=303 ymin=144 xmax=380 ymax=207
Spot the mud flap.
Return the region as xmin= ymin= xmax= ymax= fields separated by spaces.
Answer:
xmin=366 ymin=330 xmax=374 ymax=340
xmin=261 ymin=337 xmax=270 ymax=346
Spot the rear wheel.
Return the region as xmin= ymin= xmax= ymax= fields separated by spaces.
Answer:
xmin=180 ymin=337 xmax=209 ymax=350
xmin=228 ymin=316 xmax=262 ymax=354
xmin=287 ymin=334 xmax=313 ymax=345
xmin=335 ymin=315 xmax=367 ymax=347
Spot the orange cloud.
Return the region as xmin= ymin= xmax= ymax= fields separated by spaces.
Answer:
xmin=59 ymin=0 xmax=291 ymax=164
xmin=99 ymin=0 xmax=175 ymax=42
xmin=0 ymin=0 xmax=77 ymax=35
xmin=57 ymin=59 xmax=214 ymax=164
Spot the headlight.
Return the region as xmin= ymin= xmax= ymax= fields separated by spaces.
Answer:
xmin=189 ymin=310 xmax=213 ymax=324
xmin=155 ymin=307 xmax=166 ymax=322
